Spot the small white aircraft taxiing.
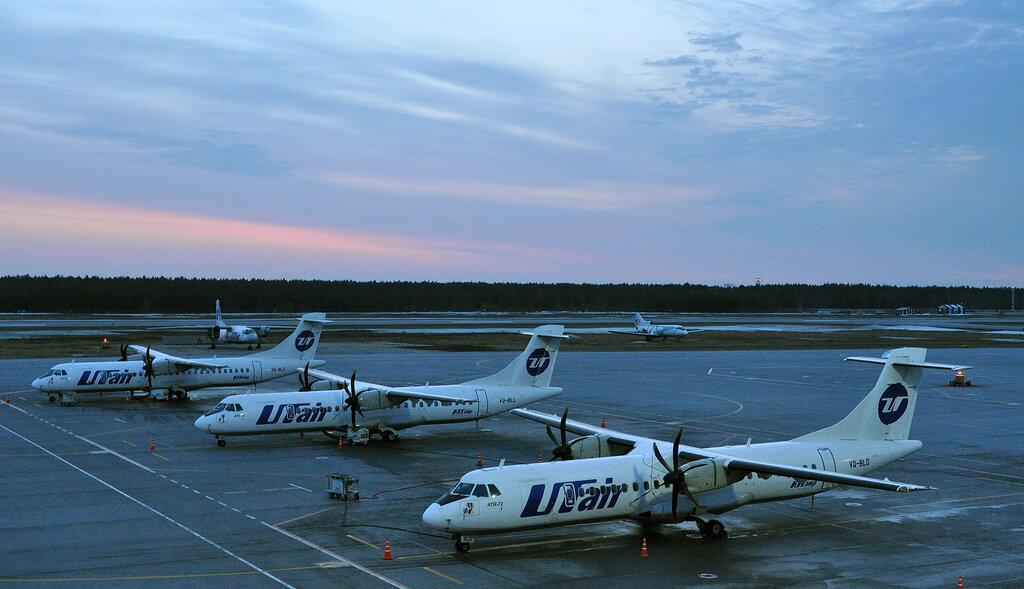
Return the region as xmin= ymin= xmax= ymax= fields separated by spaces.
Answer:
xmin=609 ymin=313 xmax=699 ymax=340
xmin=32 ymin=313 xmax=328 ymax=405
xmin=423 ymin=348 xmax=965 ymax=552
xmin=195 ymin=325 xmax=567 ymax=447
xmin=209 ymin=299 xmax=270 ymax=349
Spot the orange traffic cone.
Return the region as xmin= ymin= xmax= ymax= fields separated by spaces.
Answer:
xmin=601 ymin=416 xmax=606 ymax=428
xmin=957 ymin=575 xmax=963 ymax=589
xmin=150 ymin=437 xmax=155 ymax=451
xmin=641 ymin=536 xmax=649 ymax=557
xmin=5 ymin=394 xmax=9 ymax=404
xmin=338 ymin=438 xmax=343 ymax=450
xmin=477 ymin=452 xmax=483 ymax=467
xmin=299 ymin=431 xmax=304 ymax=438
xmin=539 ymin=454 xmax=544 ymax=462
xmin=382 ymin=538 xmax=393 ymax=560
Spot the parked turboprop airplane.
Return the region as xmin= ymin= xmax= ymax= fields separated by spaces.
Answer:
xmin=195 ymin=325 xmax=567 ymax=447
xmin=423 ymin=348 xmax=964 ymax=552
xmin=32 ymin=313 xmax=328 ymax=405
xmin=209 ymin=299 xmax=270 ymax=349
xmin=608 ymin=313 xmax=698 ymax=340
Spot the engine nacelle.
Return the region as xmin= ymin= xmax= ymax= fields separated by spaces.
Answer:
xmin=350 ymin=388 xmax=392 ymax=412
xmin=150 ymin=359 xmax=176 ymax=376
xmin=681 ymin=458 xmax=745 ymax=493
xmin=568 ymin=434 xmax=613 ymax=459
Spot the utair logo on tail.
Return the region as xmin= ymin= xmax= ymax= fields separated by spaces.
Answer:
xmin=877 ymin=383 xmax=909 ymax=424
xmin=526 ymin=348 xmax=551 ymax=376
xmin=294 ymin=330 xmax=315 ymax=352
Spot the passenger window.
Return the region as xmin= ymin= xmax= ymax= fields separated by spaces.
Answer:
xmin=654 ymin=480 xmax=660 ymax=489
xmin=488 ymin=484 xmax=502 ymax=497
xmin=643 ymin=481 xmax=650 ymax=491
xmin=633 ymin=482 xmax=638 ymax=491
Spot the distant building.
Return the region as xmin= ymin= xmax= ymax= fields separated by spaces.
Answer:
xmin=896 ymin=306 xmax=916 ymax=316
xmin=938 ymin=304 xmax=965 ymax=315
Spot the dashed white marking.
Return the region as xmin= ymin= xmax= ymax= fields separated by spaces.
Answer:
xmin=289 ymin=483 xmax=312 ymax=493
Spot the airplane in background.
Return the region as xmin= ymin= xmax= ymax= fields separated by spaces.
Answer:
xmin=32 ymin=313 xmax=328 ymax=405
xmin=422 ymin=348 xmax=965 ymax=552
xmin=209 ymin=299 xmax=270 ymax=349
xmin=195 ymin=325 xmax=567 ymax=447
xmin=608 ymin=313 xmax=699 ymax=340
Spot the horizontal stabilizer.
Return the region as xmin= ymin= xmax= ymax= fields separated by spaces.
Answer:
xmin=846 ymin=356 xmax=972 ymax=372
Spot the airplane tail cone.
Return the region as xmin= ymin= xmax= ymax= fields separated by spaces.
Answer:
xmin=641 ymin=536 xmax=649 ymax=558
xmin=383 ymin=538 xmax=393 ymax=560
xmin=477 ymin=452 xmax=483 ymax=467
xmin=150 ymin=437 xmax=155 ymax=451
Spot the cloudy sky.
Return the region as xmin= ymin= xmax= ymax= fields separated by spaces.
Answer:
xmin=1 ymin=1 xmax=1021 ymax=285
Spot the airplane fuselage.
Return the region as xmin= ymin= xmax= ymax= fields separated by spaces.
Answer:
xmin=32 ymin=356 xmax=325 ymax=399
xmin=195 ymin=383 xmax=562 ymax=437
xmin=423 ymin=438 xmax=922 ymax=535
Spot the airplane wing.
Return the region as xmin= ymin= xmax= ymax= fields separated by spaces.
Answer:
xmin=511 ymin=408 xmax=932 ymax=493
xmin=302 ymin=368 xmax=478 ymax=405
xmin=607 ymin=329 xmax=645 ymax=337
xmin=127 ymin=345 xmax=226 ymax=372
xmin=845 ymin=356 xmax=972 ymax=372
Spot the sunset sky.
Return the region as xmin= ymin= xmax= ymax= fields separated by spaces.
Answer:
xmin=1 ymin=2 xmax=1021 ymax=285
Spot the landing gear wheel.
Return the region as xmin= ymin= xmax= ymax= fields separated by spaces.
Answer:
xmin=706 ymin=519 xmax=727 ymax=540
xmin=217 ymin=438 xmax=226 ymax=447
xmin=382 ymin=430 xmax=397 ymax=443
xmin=49 ymin=395 xmax=56 ymax=403
xmin=455 ymin=541 xmax=471 ymax=553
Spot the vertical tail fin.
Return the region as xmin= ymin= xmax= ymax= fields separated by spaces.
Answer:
xmin=215 ymin=299 xmax=226 ymax=327
xmin=466 ymin=325 xmax=567 ymax=387
xmin=799 ymin=348 xmax=969 ymax=441
xmin=634 ymin=313 xmax=648 ymax=331
xmin=252 ymin=313 xmax=328 ymax=360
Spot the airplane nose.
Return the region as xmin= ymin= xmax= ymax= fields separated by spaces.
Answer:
xmin=422 ymin=503 xmax=446 ymax=530
xmin=193 ymin=415 xmax=208 ymax=431
xmin=31 ymin=378 xmax=45 ymax=391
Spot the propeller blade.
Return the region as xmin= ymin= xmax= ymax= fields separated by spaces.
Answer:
xmin=299 ymin=362 xmax=310 ymax=391
xmin=119 ymin=344 xmax=128 ymax=361
xmin=559 ymin=407 xmax=568 ymax=448
xmin=545 ymin=424 xmax=560 ymax=446
xmin=653 ymin=442 xmax=671 ymax=472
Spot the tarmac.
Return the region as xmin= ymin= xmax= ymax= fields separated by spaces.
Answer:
xmin=2 ymin=331 xmax=1023 ymax=587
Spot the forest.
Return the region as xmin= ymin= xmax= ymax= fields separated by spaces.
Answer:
xmin=0 ymin=276 xmax=1013 ymax=314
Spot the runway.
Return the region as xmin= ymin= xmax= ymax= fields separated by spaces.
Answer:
xmin=2 ymin=345 xmax=1022 ymax=587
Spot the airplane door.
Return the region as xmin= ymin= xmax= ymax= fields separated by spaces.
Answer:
xmin=817 ymin=447 xmax=837 ymax=490
xmin=475 ymin=388 xmax=488 ymax=417
xmin=251 ymin=361 xmax=262 ymax=382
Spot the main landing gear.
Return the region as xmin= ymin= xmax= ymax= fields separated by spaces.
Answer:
xmin=695 ymin=518 xmax=728 ymax=540
xmin=216 ymin=437 xmax=226 ymax=447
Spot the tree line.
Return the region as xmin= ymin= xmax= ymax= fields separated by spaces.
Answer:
xmin=0 ymin=276 xmax=1014 ymax=314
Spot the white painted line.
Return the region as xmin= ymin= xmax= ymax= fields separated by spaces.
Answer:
xmin=246 ymin=514 xmax=256 ymax=520
xmin=289 ymin=483 xmax=313 ymax=493
xmin=0 ymin=424 xmax=295 ymax=589
xmin=264 ymin=522 xmax=411 ymax=589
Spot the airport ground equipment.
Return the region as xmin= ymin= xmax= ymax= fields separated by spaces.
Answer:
xmin=328 ymin=474 xmax=360 ymax=501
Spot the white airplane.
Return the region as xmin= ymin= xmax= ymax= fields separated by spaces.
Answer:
xmin=209 ymin=299 xmax=270 ymax=349
xmin=423 ymin=348 xmax=965 ymax=552
xmin=32 ymin=313 xmax=328 ymax=405
xmin=194 ymin=325 xmax=567 ymax=447
xmin=608 ymin=313 xmax=698 ymax=340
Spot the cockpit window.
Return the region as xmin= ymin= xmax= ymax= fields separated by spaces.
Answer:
xmin=203 ymin=403 xmax=228 ymax=417
xmin=487 ymin=484 xmax=502 ymax=497
xmin=472 ymin=484 xmax=489 ymax=497
xmin=42 ymin=369 xmax=55 ymax=377
xmin=435 ymin=481 xmax=477 ymax=506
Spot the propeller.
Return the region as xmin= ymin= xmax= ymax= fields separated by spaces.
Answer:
xmin=652 ymin=429 xmax=699 ymax=520
xmin=341 ymin=370 xmax=361 ymax=428
xmin=119 ymin=344 xmax=129 ymax=361
xmin=141 ymin=345 xmax=154 ymax=391
xmin=298 ymin=362 xmax=312 ymax=391
xmin=545 ymin=407 xmax=574 ymax=461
